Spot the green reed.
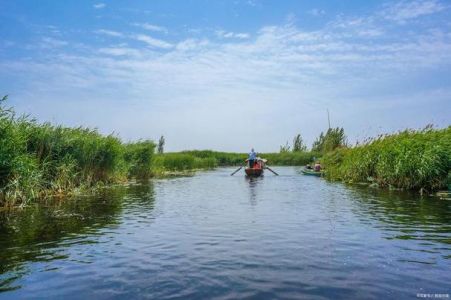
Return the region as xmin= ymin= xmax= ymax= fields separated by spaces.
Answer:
xmin=322 ymin=126 xmax=451 ymax=191
xmin=0 ymin=96 xmax=157 ymax=206
xmin=261 ymin=151 xmax=318 ymax=166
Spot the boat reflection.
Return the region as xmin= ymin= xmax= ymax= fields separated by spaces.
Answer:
xmin=245 ymin=175 xmax=263 ymax=206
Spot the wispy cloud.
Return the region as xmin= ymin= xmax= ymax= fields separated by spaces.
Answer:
xmin=132 ymin=23 xmax=168 ymax=33
xmin=2 ymin=0 xmax=451 ymax=150
xmin=93 ymin=3 xmax=106 ymax=9
xmin=94 ymin=29 xmax=124 ymax=37
xmin=308 ymin=9 xmax=325 ymax=17
xmin=40 ymin=37 xmax=68 ymax=48
xmin=133 ymin=34 xmax=173 ymax=49
xmin=381 ymin=0 xmax=446 ymax=23
xmin=94 ymin=29 xmax=174 ymax=49
xmin=98 ymin=47 xmax=142 ymax=57
xmin=216 ymin=30 xmax=250 ymax=39
xmin=175 ymin=39 xmax=209 ymax=51
xmin=246 ymin=0 xmax=258 ymax=7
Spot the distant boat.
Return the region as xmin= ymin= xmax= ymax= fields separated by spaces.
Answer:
xmin=301 ymin=167 xmax=323 ymax=177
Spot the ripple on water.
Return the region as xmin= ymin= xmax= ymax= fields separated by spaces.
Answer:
xmin=0 ymin=167 xmax=450 ymax=299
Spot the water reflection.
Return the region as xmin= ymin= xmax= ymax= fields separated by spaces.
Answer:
xmin=346 ymin=185 xmax=451 ymax=260
xmin=245 ymin=176 xmax=263 ymax=206
xmin=0 ymin=182 xmax=156 ymax=292
xmin=0 ymin=168 xmax=450 ymax=299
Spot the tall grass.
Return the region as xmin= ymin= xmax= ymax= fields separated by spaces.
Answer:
xmin=152 ymin=153 xmax=217 ymax=172
xmin=322 ymin=127 xmax=451 ymax=191
xmin=124 ymin=141 xmax=156 ymax=178
xmin=0 ymin=96 xmax=155 ymax=206
xmin=174 ymin=150 xmax=317 ymax=166
xmin=261 ymin=151 xmax=318 ymax=166
xmin=155 ymin=150 xmax=317 ymax=169
xmin=179 ymin=150 xmax=246 ymax=166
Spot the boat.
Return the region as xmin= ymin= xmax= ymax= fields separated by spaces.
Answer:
xmin=245 ymin=167 xmax=263 ymax=177
xmin=230 ymin=158 xmax=278 ymax=177
xmin=244 ymin=158 xmax=266 ymax=177
xmin=301 ymin=167 xmax=323 ymax=177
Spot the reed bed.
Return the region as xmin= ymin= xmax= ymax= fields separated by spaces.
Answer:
xmin=0 ymin=96 xmax=155 ymax=206
xmin=322 ymin=127 xmax=451 ymax=191
xmin=182 ymin=150 xmax=319 ymax=166
xmin=261 ymin=152 xmax=318 ymax=166
xmin=152 ymin=153 xmax=217 ymax=172
xmin=2 ymin=95 xmax=448 ymax=205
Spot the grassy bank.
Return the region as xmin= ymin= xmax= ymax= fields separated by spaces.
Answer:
xmin=0 ymin=96 xmax=159 ymax=206
xmin=3 ymin=95 xmax=448 ymax=206
xmin=174 ymin=150 xmax=317 ymax=167
xmin=261 ymin=151 xmax=318 ymax=166
xmin=0 ymin=97 xmax=255 ymax=206
xmin=151 ymin=153 xmax=218 ymax=176
xmin=322 ymin=127 xmax=451 ymax=191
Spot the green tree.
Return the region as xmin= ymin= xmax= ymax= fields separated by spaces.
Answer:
xmin=280 ymin=141 xmax=291 ymax=153
xmin=312 ymin=132 xmax=325 ymax=152
xmin=292 ymin=133 xmax=307 ymax=152
xmin=312 ymin=127 xmax=346 ymax=153
xmin=157 ymin=135 xmax=165 ymax=154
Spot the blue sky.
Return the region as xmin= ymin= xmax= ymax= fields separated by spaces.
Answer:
xmin=1 ymin=0 xmax=450 ymax=152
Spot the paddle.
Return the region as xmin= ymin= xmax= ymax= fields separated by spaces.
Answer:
xmin=265 ymin=166 xmax=279 ymax=176
xmin=230 ymin=166 xmax=243 ymax=176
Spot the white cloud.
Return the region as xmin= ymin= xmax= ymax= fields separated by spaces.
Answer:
xmin=133 ymin=34 xmax=173 ymax=49
xmin=94 ymin=29 xmax=124 ymax=37
xmin=176 ymin=39 xmax=209 ymax=51
xmin=357 ymin=28 xmax=384 ymax=37
xmin=308 ymin=9 xmax=325 ymax=17
xmin=246 ymin=0 xmax=258 ymax=7
xmin=94 ymin=30 xmax=173 ymax=49
xmin=99 ymin=47 xmax=142 ymax=57
xmin=40 ymin=37 xmax=68 ymax=48
xmin=93 ymin=3 xmax=106 ymax=9
xmin=3 ymin=1 xmax=451 ymax=150
xmin=216 ymin=30 xmax=250 ymax=39
xmin=381 ymin=0 xmax=446 ymax=23
xmin=132 ymin=23 xmax=168 ymax=33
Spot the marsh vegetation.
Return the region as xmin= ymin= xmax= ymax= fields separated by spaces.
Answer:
xmin=322 ymin=126 xmax=451 ymax=191
xmin=1 ymin=96 xmax=449 ymax=206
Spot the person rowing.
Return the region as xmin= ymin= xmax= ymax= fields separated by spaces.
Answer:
xmin=248 ymin=148 xmax=257 ymax=168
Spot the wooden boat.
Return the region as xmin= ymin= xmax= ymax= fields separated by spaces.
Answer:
xmin=245 ymin=167 xmax=263 ymax=177
xmin=301 ymin=167 xmax=323 ymax=177
xmin=231 ymin=158 xmax=278 ymax=177
xmin=244 ymin=158 xmax=266 ymax=177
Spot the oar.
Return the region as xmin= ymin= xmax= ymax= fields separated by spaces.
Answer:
xmin=265 ymin=166 xmax=279 ymax=176
xmin=230 ymin=166 xmax=243 ymax=176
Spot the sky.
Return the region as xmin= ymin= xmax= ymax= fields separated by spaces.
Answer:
xmin=0 ymin=0 xmax=450 ymax=152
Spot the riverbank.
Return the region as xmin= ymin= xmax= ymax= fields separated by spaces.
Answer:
xmin=162 ymin=150 xmax=318 ymax=167
xmin=322 ymin=127 xmax=451 ymax=192
xmin=0 ymin=104 xmax=223 ymax=205
xmin=0 ymin=95 xmax=156 ymax=206
xmin=0 ymin=96 xmax=306 ymax=207
xmin=2 ymin=96 xmax=449 ymax=206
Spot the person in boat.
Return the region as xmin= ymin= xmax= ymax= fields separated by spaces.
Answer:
xmin=248 ymin=148 xmax=257 ymax=168
xmin=314 ymin=162 xmax=321 ymax=172
xmin=305 ymin=163 xmax=312 ymax=170
xmin=254 ymin=158 xmax=262 ymax=169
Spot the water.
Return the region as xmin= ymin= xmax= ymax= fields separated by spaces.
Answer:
xmin=0 ymin=167 xmax=450 ymax=299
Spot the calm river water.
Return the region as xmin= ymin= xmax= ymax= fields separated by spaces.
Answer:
xmin=0 ymin=167 xmax=450 ymax=299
